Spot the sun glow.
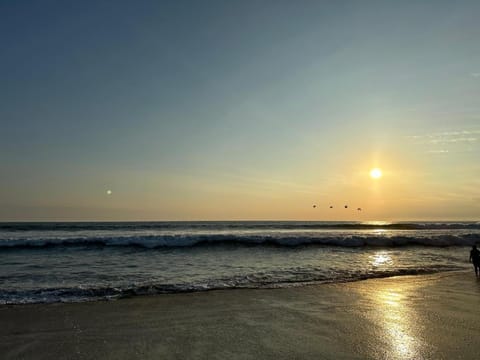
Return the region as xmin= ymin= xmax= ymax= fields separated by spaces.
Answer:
xmin=370 ymin=168 xmax=382 ymax=179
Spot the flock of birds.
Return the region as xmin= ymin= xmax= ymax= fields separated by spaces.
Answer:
xmin=312 ymin=204 xmax=362 ymax=211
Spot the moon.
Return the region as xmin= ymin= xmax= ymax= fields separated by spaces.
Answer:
xmin=106 ymin=190 xmax=112 ymax=195
xmin=369 ymin=168 xmax=382 ymax=179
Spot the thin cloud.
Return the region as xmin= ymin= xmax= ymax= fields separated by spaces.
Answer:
xmin=407 ymin=129 xmax=480 ymax=145
xmin=428 ymin=137 xmax=477 ymax=144
xmin=427 ymin=150 xmax=449 ymax=154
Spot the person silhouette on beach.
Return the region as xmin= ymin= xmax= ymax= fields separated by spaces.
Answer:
xmin=469 ymin=245 xmax=480 ymax=277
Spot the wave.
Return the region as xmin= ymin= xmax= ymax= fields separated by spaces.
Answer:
xmin=0 ymin=265 xmax=462 ymax=305
xmin=1 ymin=221 xmax=479 ymax=232
xmin=1 ymin=233 xmax=479 ymax=249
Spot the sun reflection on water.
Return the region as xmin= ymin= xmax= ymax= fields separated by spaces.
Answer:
xmin=378 ymin=288 xmax=418 ymax=358
xmin=370 ymin=251 xmax=393 ymax=267
xmin=361 ymin=221 xmax=392 ymax=226
xmin=352 ymin=254 xmax=427 ymax=359
xmin=350 ymin=251 xmax=435 ymax=358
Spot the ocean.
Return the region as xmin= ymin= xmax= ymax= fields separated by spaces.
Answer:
xmin=0 ymin=221 xmax=478 ymax=304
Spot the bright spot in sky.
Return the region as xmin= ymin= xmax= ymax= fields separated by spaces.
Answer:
xmin=106 ymin=190 xmax=112 ymax=195
xmin=370 ymin=168 xmax=382 ymax=179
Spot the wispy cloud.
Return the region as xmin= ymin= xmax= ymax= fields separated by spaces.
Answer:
xmin=406 ymin=129 xmax=480 ymax=156
xmin=428 ymin=137 xmax=477 ymax=144
xmin=408 ymin=130 xmax=480 ymax=145
xmin=471 ymin=72 xmax=480 ymax=78
xmin=426 ymin=149 xmax=449 ymax=154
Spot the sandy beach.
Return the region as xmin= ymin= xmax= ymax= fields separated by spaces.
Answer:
xmin=1 ymin=271 xmax=479 ymax=359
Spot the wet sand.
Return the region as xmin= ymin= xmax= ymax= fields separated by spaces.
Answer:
xmin=1 ymin=271 xmax=479 ymax=359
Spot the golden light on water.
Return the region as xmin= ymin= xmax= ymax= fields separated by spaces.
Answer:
xmin=352 ymin=272 xmax=428 ymax=359
xmin=351 ymin=252 xmax=427 ymax=358
xmin=362 ymin=221 xmax=391 ymax=226
xmin=371 ymin=252 xmax=393 ymax=267
xmin=370 ymin=168 xmax=383 ymax=179
xmin=375 ymin=285 xmax=419 ymax=358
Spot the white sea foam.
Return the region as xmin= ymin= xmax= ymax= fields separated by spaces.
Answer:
xmin=0 ymin=232 xmax=479 ymax=248
xmin=0 ymin=265 xmax=463 ymax=305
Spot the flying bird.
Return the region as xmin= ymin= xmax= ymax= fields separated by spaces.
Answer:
xmin=344 ymin=205 xmax=348 ymax=208
xmin=312 ymin=204 xmax=317 ymax=208
xmin=329 ymin=205 xmax=333 ymax=209
xmin=357 ymin=208 xmax=362 ymax=211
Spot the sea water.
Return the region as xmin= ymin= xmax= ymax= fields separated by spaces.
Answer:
xmin=0 ymin=221 xmax=478 ymax=304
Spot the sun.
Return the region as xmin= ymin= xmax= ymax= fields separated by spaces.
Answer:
xmin=370 ymin=168 xmax=382 ymax=179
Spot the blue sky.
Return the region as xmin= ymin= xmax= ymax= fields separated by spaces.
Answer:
xmin=1 ymin=0 xmax=479 ymax=220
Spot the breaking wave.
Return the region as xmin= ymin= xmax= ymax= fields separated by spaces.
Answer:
xmin=0 ymin=233 xmax=479 ymax=249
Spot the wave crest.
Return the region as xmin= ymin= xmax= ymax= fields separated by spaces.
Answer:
xmin=0 ymin=233 xmax=479 ymax=249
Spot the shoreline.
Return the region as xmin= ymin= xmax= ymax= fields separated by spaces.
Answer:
xmin=1 ymin=271 xmax=479 ymax=359
xmin=0 ymin=268 xmax=467 ymax=307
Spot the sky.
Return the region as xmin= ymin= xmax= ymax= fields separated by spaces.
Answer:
xmin=1 ymin=0 xmax=479 ymax=221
